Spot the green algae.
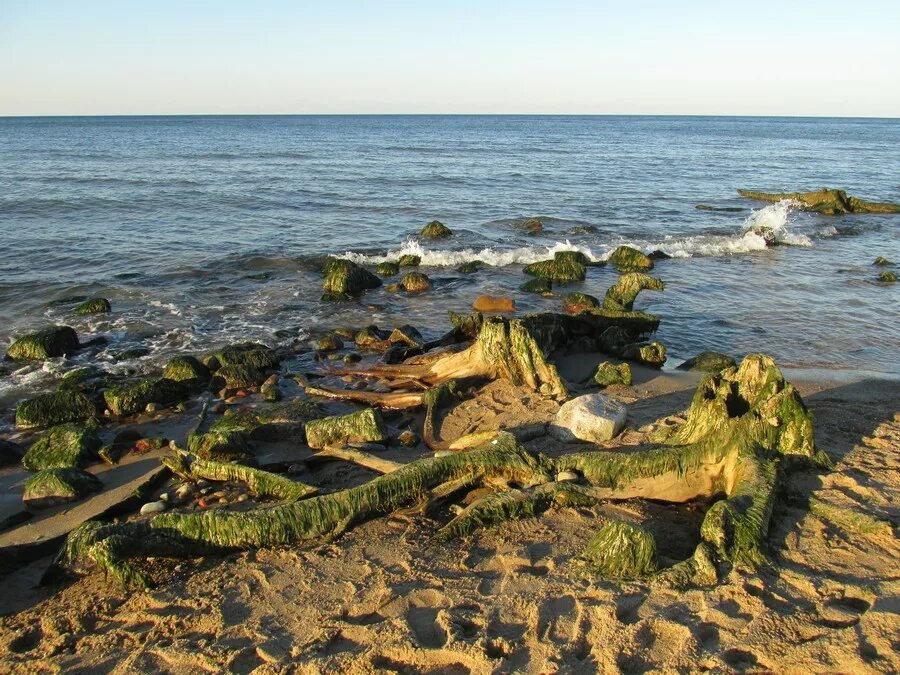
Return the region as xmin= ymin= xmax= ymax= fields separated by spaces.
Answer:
xmin=676 ymin=351 xmax=736 ymax=373
xmin=6 ymin=326 xmax=79 ymax=361
xmin=400 ymin=271 xmax=432 ymax=292
xmin=582 ymin=521 xmax=658 ymax=578
xmin=375 ymin=261 xmax=400 ymax=276
xmin=523 ymin=252 xmax=586 ymax=283
xmin=15 ymin=390 xmax=99 ymax=429
xmin=520 ymin=277 xmax=552 ymax=294
xmin=737 ymin=188 xmax=900 ymax=215
xmin=24 ymin=467 xmax=102 ymax=507
xmin=73 ymin=298 xmax=111 ymax=315
xmin=593 ymin=361 xmax=632 ymax=387
xmin=22 ymin=424 xmax=101 ymax=470
xmin=305 ymin=407 xmax=388 ymax=449
xmin=608 ymin=245 xmax=653 ymax=272
xmin=563 ymin=291 xmax=599 ymax=314
xmin=420 ymin=220 xmax=452 ymax=238
xmin=104 ymin=378 xmax=189 ymax=416
xmin=398 ymin=254 xmax=421 ymax=267
xmin=321 ymin=258 xmax=382 ymax=300
xmin=163 ymin=356 xmax=210 ymax=382
xmin=456 ymin=260 xmax=482 ymax=274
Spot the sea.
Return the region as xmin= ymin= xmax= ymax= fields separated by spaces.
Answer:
xmin=1 ymin=115 xmax=898 ymax=409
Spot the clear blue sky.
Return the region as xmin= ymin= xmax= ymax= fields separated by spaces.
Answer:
xmin=1 ymin=1 xmax=898 ymax=116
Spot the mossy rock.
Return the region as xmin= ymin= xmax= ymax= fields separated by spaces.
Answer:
xmin=520 ymin=278 xmax=552 ymax=294
xmin=389 ymin=325 xmax=423 ymax=347
xmin=594 ymin=362 xmax=632 ymax=388
xmin=603 ymin=273 xmax=665 ymax=313
xmin=163 ymin=356 xmax=210 ymax=382
xmin=457 ymin=260 xmax=482 ymax=274
xmin=523 ymin=252 xmax=586 ymax=283
xmin=648 ymin=250 xmax=671 ymax=260
xmin=321 ymin=258 xmax=382 ymax=300
xmin=878 ymin=271 xmax=897 ymax=283
xmin=583 ymin=521 xmax=658 ymax=578
xmin=375 ymin=262 xmax=400 ymax=276
xmin=188 ymin=429 xmax=254 ymax=461
xmin=58 ymin=366 xmax=104 ymax=390
xmin=873 ymin=256 xmax=893 ymax=266
xmin=420 ymin=220 xmax=452 ymax=239
xmin=15 ymin=390 xmax=99 ymax=429
xmin=621 ymin=341 xmax=667 ymax=368
xmin=104 ymin=378 xmax=189 ymax=416
xmin=608 ymin=245 xmax=653 ymax=272
xmin=316 ymin=333 xmax=344 ymax=351
xmin=211 ymin=401 xmax=318 ymax=439
xmin=400 ymin=272 xmax=432 ymax=293
xmin=518 ymin=218 xmax=544 ymax=232
xmin=73 ymin=298 xmax=111 ymax=315
xmin=214 ymin=365 xmax=265 ymax=389
xmin=23 ymin=467 xmax=102 ymax=508
xmin=738 ymin=188 xmax=900 ymax=215
xmin=677 ymin=351 xmax=736 ymax=373
xmin=22 ymin=424 xmax=101 ymax=470
xmin=355 ymin=325 xmax=390 ymax=348
xmin=563 ymin=292 xmax=600 ymax=315
xmin=6 ymin=326 xmax=79 ymax=361
xmin=112 ymin=347 xmax=149 ymax=362
xmin=398 ymin=254 xmax=421 ymax=267
xmin=206 ymin=343 xmax=279 ymax=371
xmin=305 ymin=407 xmax=388 ymax=449
xmin=568 ymin=225 xmax=598 ymax=234
xmin=261 ymin=377 xmax=281 ymax=402
xmin=97 ymin=429 xmax=143 ymax=464
xmin=449 ymin=311 xmax=484 ymax=339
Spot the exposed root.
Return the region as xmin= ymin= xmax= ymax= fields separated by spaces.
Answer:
xmin=306 ymin=446 xmax=404 ymax=474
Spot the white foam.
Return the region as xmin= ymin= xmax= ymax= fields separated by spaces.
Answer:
xmin=741 ymin=199 xmax=812 ymax=247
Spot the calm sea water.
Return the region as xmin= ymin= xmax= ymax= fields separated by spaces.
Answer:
xmin=1 ymin=115 xmax=898 ymax=406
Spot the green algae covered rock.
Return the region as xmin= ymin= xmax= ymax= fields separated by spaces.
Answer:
xmin=163 ymin=356 xmax=210 ymax=382
xmin=305 ymin=407 xmax=388 ymax=449
xmin=520 ymin=278 xmax=552 ymax=294
xmin=214 ymin=364 xmax=265 ymax=389
xmin=608 ymin=245 xmax=653 ymax=272
xmin=22 ymin=424 xmax=101 ymax=470
xmin=457 ymin=260 xmax=482 ymax=274
xmin=375 ymin=261 xmax=400 ymax=277
xmin=449 ymin=311 xmax=484 ymax=339
xmin=420 ymin=220 xmax=452 ymax=239
xmin=400 ymin=271 xmax=432 ymax=293
xmin=603 ymin=273 xmax=665 ymax=313
xmin=316 ymin=333 xmax=344 ymax=351
xmin=563 ymin=292 xmax=600 ymax=315
xmin=388 ymin=324 xmax=423 ymax=347
xmin=24 ymin=467 xmax=102 ymax=508
xmin=6 ymin=326 xmax=79 ymax=361
xmin=594 ymin=362 xmax=632 ymax=388
xmin=398 ymin=254 xmax=421 ymax=267
xmin=878 ymin=271 xmax=897 ymax=283
xmin=523 ymin=252 xmax=587 ymax=283
xmin=206 ymin=342 xmax=279 ymax=372
xmin=583 ymin=521 xmax=658 ymax=579
xmin=321 ymin=258 xmax=382 ymax=301
xmin=355 ymin=325 xmax=390 ymax=348
xmin=738 ymin=188 xmax=900 ymax=215
xmin=15 ymin=390 xmax=99 ymax=429
xmin=73 ymin=297 xmax=111 ymax=315
xmin=873 ymin=256 xmax=892 ymax=266
xmin=621 ymin=341 xmax=667 ymax=368
xmin=677 ymin=351 xmax=736 ymax=373
xmin=104 ymin=378 xmax=189 ymax=416
xmin=188 ymin=429 xmax=254 ymax=461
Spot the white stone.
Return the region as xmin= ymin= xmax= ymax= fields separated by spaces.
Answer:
xmin=550 ymin=394 xmax=627 ymax=443
xmin=140 ymin=500 xmax=167 ymax=515
xmin=556 ymin=470 xmax=580 ymax=482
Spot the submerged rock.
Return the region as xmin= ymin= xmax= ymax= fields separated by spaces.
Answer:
xmin=6 ymin=326 xmax=79 ymax=361
xmin=473 ymin=296 xmax=515 ymax=313
xmin=608 ymin=245 xmax=653 ymax=272
xmin=594 ymin=362 xmax=632 ymax=388
xmin=737 ymin=188 xmax=900 ymax=215
xmin=696 ymin=204 xmax=745 ymax=212
xmin=163 ymin=355 xmax=210 ymax=382
xmin=523 ymin=251 xmax=587 ymax=283
xmin=23 ymin=467 xmax=102 ymax=507
xmin=316 ymin=333 xmax=344 ymax=352
xmin=567 ymin=225 xmax=598 ymax=234
xmin=562 ymin=292 xmax=599 ymax=315
xmin=677 ymin=351 xmax=736 ymax=373
xmin=321 ymin=258 xmax=382 ymax=301
xmin=375 ymin=261 xmax=400 ymax=276
xmin=873 ymin=256 xmax=893 ymax=266
xmin=879 ymin=271 xmax=897 ymax=283
xmin=550 ymin=393 xmax=627 ymax=443
xmin=205 ymin=343 xmax=279 ymax=372
xmin=400 ymin=271 xmax=432 ymax=293
xmin=420 ymin=220 xmax=452 ymax=239
xmin=104 ymin=378 xmax=189 ymax=416
xmin=518 ymin=217 xmax=544 ymax=233
xmin=520 ymin=278 xmax=552 ymax=294
xmin=15 ymin=390 xmax=99 ymax=429
xmin=457 ymin=260 xmax=482 ymax=274
xmin=22 ymin=424 xmax=102 ymax=470
xmin=398 ymin=254 xmax=421 ymax=267
xmin=305 ymin=407 xmax=388 ymax=449
xmin=73 ymin=297 xmax=111 ymax=315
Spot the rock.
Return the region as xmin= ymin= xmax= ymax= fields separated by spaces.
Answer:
xmin=355 ymin=325 xmax=390 ymax=347
xmin=608 ymin=245 xmax=653 ymax=272
xmin=473 ymin=295 xmax=516 ymax=313
xmin=145 ymin=402 xmax=160 ymax=414
xmin=449 ymin=311 xmax=484 ymax=339
xmin=594 ymin=362 xmax=632 ymax=388
xmin=550 ymin=394 xmax=627 ymax=443
xmin=568 ymin=225 xmax=598 ymax=234
xmin=22 ymin=424 xmax=102 ymax=470
xmin=163 ymin=356 xmax=210 ymax=382
xmin=400 ymin=272 xmax=432 ymax=293
xmin=556 ymin=470 xmax=580 ymax=482
xmin=104 ymin=378 xmax=189 ymax=416
xmin=518 ymin=217 xmax=544 ymax=232
xmin=523 ymin=251 xmax=587 ymax=283
xmin=214 ymin=364 xmax=266 ymax=389
xmin=562 ymin=292 xmax=599 ymax=315
xmin=737 ymin=188 xmax=900 ymax=215
xmin=205 ymin=342 xmax=279 ymax=371
xmin=343 ymin=352 xmax=362 ymax=364
xmin=456 ymin=260 xmax=482 ymax=273
xmin=375 ymin=262 xmax=399 ymax=276
xmin=873 ymin=256 xmax=893 ymax=266
xmin=677 ymin=351 xmax=736 ymax=372
xmin=603 ymin=273 xmax=665 ymax=313
xmin=398 ymin=254 xmax=421 ymax=267
xmin=434 ymin=450 xmax=453 ymax=458
xmin=321 ymin=258 xmax=382 ymax=301
xmin=582 ymin=521 xmax=657 ymax=578
xmin=316 ymin=333 xmax=343 ymax=351
xmin=73 ymin=297 xmax=111 ymax=315
xmin=388 ymin=325 xmax=423 ymax=347
xmin=97 ymin=429 xmax=143 ymax=464
xmin=879 ymin=271 xmax=897 ymax=283
xmin=23 ymin=467 xmax=102 ymax=507
xmin=648 ymin=250 xmax=671 ymax=260
xmin=621 ymin=341 xmax=667 ymax=368
xmin=140 ymin=500 xmax=167 ymax=515
xmin=305 ymin=407 xmax=388 ymax=449
xmin=520 ymin=278 xmax=552 ymax=294
xmin=112 ymin=347 xmax=150 ymax=361
xmin=175 ymin=483 xmax=193 ymax=502
xmin=261 ymin=375 xmax=281 ymax=402
xmin=397 ymin=429 xmax=419 ymax=447
xmin=15 ymin=390 xmax=99 ymax=429
xmin=420 ymin=220 xmax=452 ymax=238
xmin=6 ymin=326 xmax=79 ymax=361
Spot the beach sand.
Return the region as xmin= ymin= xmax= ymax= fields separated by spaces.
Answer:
xmin=0 ymin=362 xmax=897 ymax=674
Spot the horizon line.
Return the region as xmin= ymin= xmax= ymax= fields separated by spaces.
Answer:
xmin=2 ymin=112 xmax=898 ymax=120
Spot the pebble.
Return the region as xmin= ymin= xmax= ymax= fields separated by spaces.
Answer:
xmin=556 ymin=470 xmax=580 ymax=482
xmin=159 ymin=492 xmax=170 ymax=502
xmin=212 ymin=403 xmax=227 ymax=414
xmin=175 ymin=484 xmax=193 ymax=501
xmin=200 ymin=487 xmax=211 ymax=495
xmin=397 ymin=429 xmax=419 ymax=447
xmin=197 ymin=479 xmax=210 ymax=488
xmin=140 ymin=500 xmax=166 ymax=515
xmin=145 ymin=403 xmax=159 ymax=414
xmin=236 ymin=494 xmax=249 ymax=503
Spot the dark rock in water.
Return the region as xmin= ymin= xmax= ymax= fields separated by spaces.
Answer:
xmin=214 ymin=364 xmax=266 ymax=389
xmin=608 ymin=245 xmax=653 ymax=272
xmin=316 ymin=333 xmax=344 ymax=352
xmin=305 ymin=408 xmax=388 ymax=449
xmin=6 ymin=326 xmax=79 ymax=361
xmin=104 ymin=378 xmax=190 ymax=416
xmin=73 ymin=297 xmax=111 ymax=315
xmin=457 ymin=260 xmax=482 ymax=274
xmin=449 ymin=311 xmax=483 ymax=339
xmin=648 ymin=250 xmax=671 ymax=260
xmin=205 ymin=342 xmax=279 ymax=371
xmin=355 ymin=325 xmax=390 ymax=348
xmin=878 ymin=271 xmax=897 ymax=283
xmin=23 ymin=467 xmax=102 ymax=507
xmin=15 ymin=390 xmax=99 ymax=429
xmin=518 ymin=217 xmax=543 ymax=233
xmin=562 ymin=292 xmax=599 ymax=315
xmin=321 ymin=258 xmax=382 ymax=301
xmin=737 ymin=188 xmax=900 ymax=215
xmin=333 ymin=327 xmax=356 ymax=340
xmin=523 ymin=252 xmax=587 ymax=283
xmin=389 ymin=325 xmax=423 ymax=347
xmin=59 ymin=366 xmax=104 ymax=390
xmin=398 ymin=254 xmax=421 ymax=267
xmin=520 ymin=277 xmax=553 ymax=294
xmin=873 ymin=256 xmax=893 ymax=266
xmin=22 ymin=423 xmax=102 ymax=470
xmin=112 ymin=347 xmax=150 ymax=362
xmin=568 ymin=225 xmax=598 ymax=234
xmin=594 ymin=362 xmax=632 ymax=388
xmin=375 ymin=261 xmax=400 ymax=276
xmin=473 ymin=296 xmax=516 ymax=313
xmin=0 ymin=439 xmax=23 ymax=466
xmin=620 ymin=341 xmax=667 ymax=368
xmin=420 ymin=220 xmax=452 ymax=239
xmin=400 ymin=271 xmax=432 ymax=293
xmin=163 ymin=355 xmax=210 ymax=382
xmin=696 ymin=204 xmax=745 ymax=212
xmin=677 ymin=351 xmax=737 ymax=372
xmin=343 ymin=352 xmax=362 ymax=364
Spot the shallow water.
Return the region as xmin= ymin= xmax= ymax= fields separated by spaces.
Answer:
xmin=1 ymin=115 xmax=898 ymax=406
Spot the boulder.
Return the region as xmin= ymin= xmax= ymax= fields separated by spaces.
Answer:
xmin=873 ymin=256 xmax=893 ymax=266
xmin=73 ymin=297 xmax=111 ymax=315
xmin=400 ymin=272 xmax=432 ymax=293
xmin=388 ymin=325 xmax=423 ymax=347
xmin=205 ymin=342 xmax=279 ymax=371
xmin=104 ymin=378 xmax=189 ymax=416
xmin=621 ymin=341 xmax=667 ymax=368
xmin=316 ymin=333 xmax=344 ymax=351
xmin=473 ymin=296 xmax=515 ymax=313
xmin=677 ymin=351 xmax=736 ymax=373
xmin=737 ymin=188 xmax=900 ymax=215
xmin=562 ymin=292 xmax=600 ymax=315
xmin=457 ymin=260 xmax=482 ymax=274
xmin=261 ymin=375 xmax=281 ymax=402
xmin=523 ymin=251 xmax=587 ymax=283
xmin=420 ymin=220 xmax=452 ymax=238
xmin=305 ymin=408 xmax=388 ymax=449
xmin=321 ymin=258 xmax=382 ymax=300
xmin=22 ymin=424 xmax=102 ymax=470
xmin=355 ymin=325 xmax=390 ymax=348
xmin=214 ymin=364 xmax=266 ymax=389
xmin=15 ymin=390 xmax=99 ymax=429
xmin=608 ymin=245 xmax=653 ymax=272
xmin=520 ymin=277 xmax=553 ymax=294
xmin=582 ymin=521 xmax=658 ymax=578
xmin=163 ymin=355 xmax=210 ymax=382
xmin=550 ymin=394 xmax=627 ymax=443
xmin=375 ymin=262 xmax=400 ymax=276
xmin=398 ymin=254 xmax=421 ymax=267
xmin=519 ymin=218 xmax=544 ymax=232
xmin=594 ymin=362 xmax=632 ymax=388
xmin=879 ymin=271 xmax=897 ymax=283
xmin=6 ymin=325 xmax=78 ymax=361
xmin=23 ymin=467 xmax=103 ymax=508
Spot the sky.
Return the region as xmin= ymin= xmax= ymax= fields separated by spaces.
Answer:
xmin=1 ymin=1 xmax=898 ymax=116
